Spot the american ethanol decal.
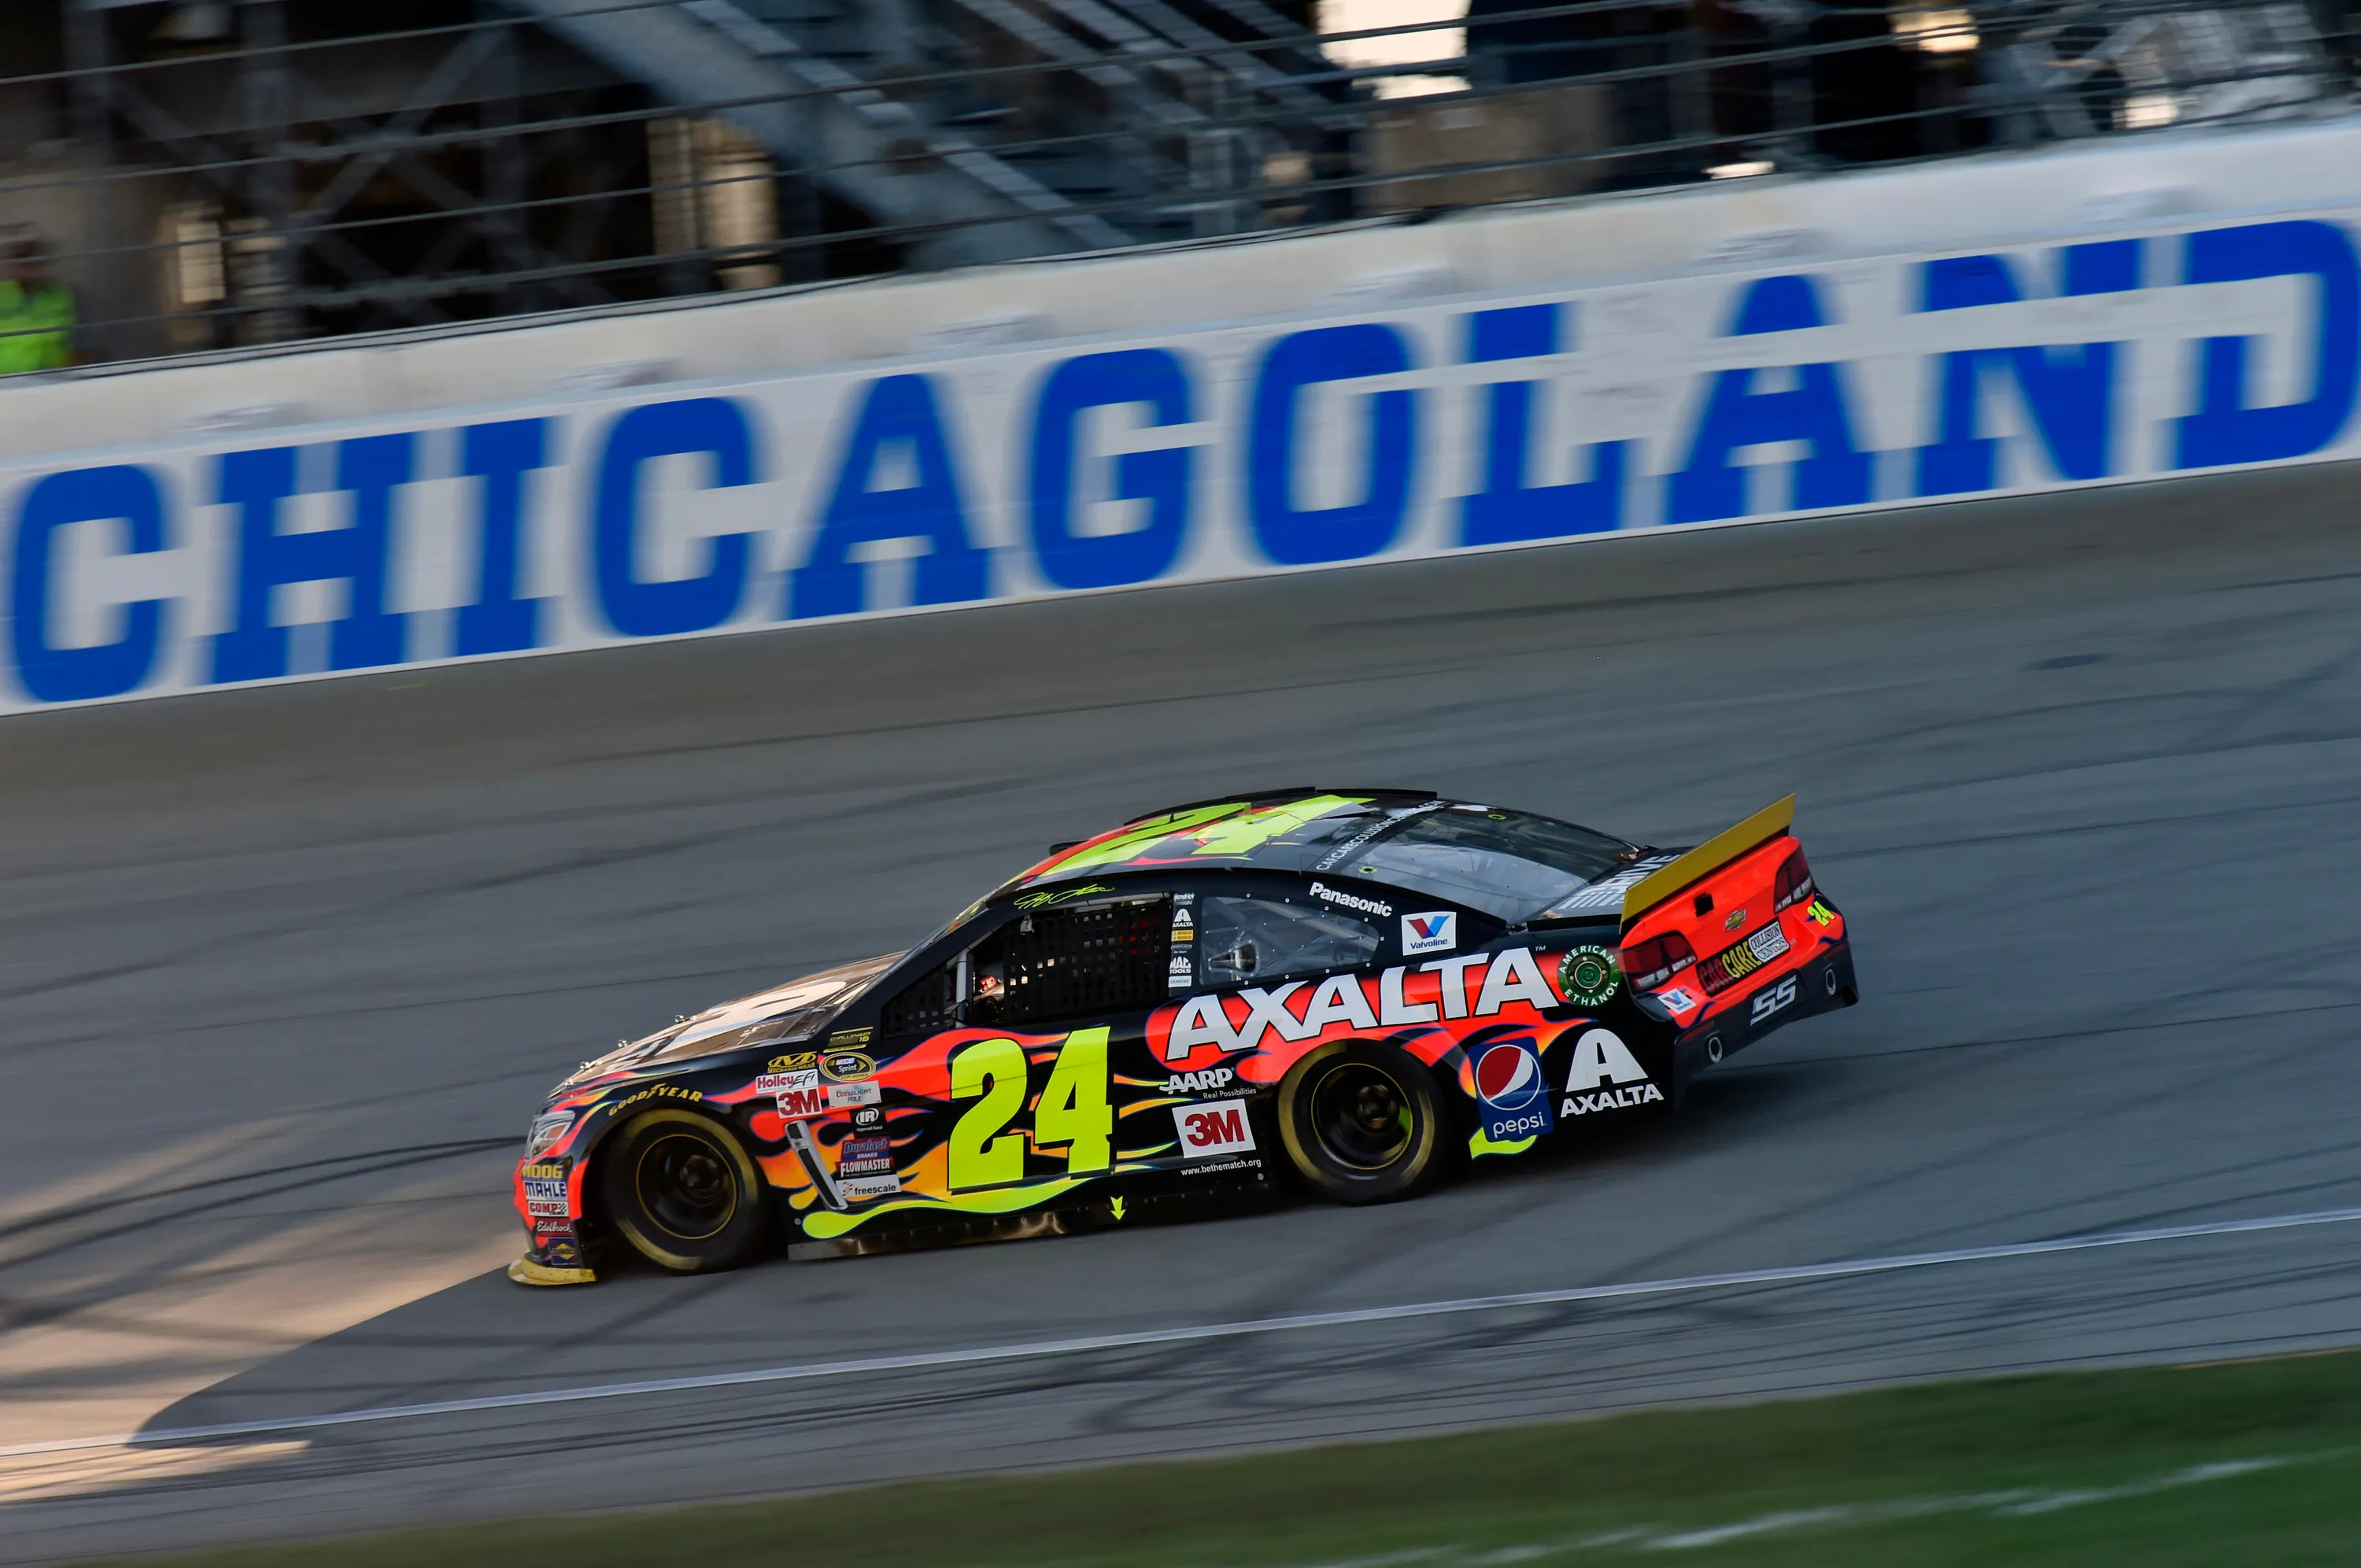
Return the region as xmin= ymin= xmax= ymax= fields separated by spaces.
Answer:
xmin=5 ymin=214 xmax=2357 ymax=713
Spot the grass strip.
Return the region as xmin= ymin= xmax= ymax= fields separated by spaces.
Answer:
xmin=79 ymin=1348 xmax=2361 ymax=1568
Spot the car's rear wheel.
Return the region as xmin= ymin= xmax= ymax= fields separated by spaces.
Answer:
xmin=601 ymin=1109 xmax=767 ymax=1272
xmin=1277 ymin=1041 xmax=1446 ymax=1205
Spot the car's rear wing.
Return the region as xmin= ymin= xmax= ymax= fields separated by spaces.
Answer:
xmin=1620 ymin=795 xmax=1798 ymax=926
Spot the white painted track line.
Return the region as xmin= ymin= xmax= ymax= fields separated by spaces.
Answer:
xmin=9 ymin=1203 xmax=2358 ymax=1461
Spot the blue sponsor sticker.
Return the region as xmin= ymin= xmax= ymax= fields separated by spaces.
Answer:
xmin=1472 ymin=1039 xmax=1555 ymax=1142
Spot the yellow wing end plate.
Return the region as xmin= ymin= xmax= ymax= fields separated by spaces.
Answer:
xmin=507 ymin=1256 xmax=597 ymax=1287
xmin=1620 ymin=795 xmax=1797 ymax=924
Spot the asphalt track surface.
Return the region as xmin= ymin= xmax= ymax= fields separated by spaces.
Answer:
xmin=8 ymin=463 xmax=2361 ymax=1561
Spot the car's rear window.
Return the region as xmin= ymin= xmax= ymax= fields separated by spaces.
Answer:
xmin=1348 ymin=806 xmax=1639 ymax=921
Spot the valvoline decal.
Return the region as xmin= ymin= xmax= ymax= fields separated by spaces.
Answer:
xmin=1472 ymin=1038 xmax=1554 ymax=1142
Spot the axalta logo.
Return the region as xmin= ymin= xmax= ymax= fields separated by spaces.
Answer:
xmin=1560 ymin=1028 xmax=1661 ymax=1116
xmin=1158 ymin=947 xmax=1562 ymax=1061
xmin=1565 ymin=1083 xmax=1665 ymax=1115
xmin=1162 ymin=1067 xmax=1233 ymax=1094
xmin=1309 ymin=881 xmax=1392 ymax=917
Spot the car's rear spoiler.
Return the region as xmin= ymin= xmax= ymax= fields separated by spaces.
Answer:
xmin=1620 ymin=795 xmax=1797 ymax=924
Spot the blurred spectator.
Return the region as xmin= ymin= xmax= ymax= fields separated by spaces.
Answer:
xmin=1694 ymin=0 xmax=1919 ymax=166
xmin=1464 ymin=0 xmax=1692 ymax=186
xmin=0 ymin=228 xmax=75 ymax=374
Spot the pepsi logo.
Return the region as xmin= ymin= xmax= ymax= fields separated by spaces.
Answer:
xmin=1474 ymin=1042 xmax=1546 ymax=1112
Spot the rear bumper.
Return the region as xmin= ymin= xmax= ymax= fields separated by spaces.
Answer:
xmin=1676 ymin=936 xmax=1855 ymax=1085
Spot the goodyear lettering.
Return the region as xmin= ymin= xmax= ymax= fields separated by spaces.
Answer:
xmin=611 ymin=1084 xmax=702 ymax=1111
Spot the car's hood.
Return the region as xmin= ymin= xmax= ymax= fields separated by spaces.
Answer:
xmin=559 ymin=950 xmax=904 ymax=1088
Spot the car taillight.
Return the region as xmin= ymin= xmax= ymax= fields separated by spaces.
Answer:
xmin=1619 ymin=932 xmax=1697 ymax=991
xmin=1773 ymin=847 xmax=1814 ymax=912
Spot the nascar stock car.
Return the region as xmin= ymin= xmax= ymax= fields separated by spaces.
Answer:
xmin=511 ymin=789 xmax=1856 ymax=1284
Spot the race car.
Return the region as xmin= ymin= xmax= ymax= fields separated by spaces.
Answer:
xmin=510 ymin=789 xmax=1856 ymax=1285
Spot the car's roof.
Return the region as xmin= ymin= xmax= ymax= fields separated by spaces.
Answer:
xmin=1002 ymin=789 xmax=1444 ymax=893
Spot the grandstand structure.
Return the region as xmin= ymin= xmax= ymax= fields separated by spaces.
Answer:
xmin=0 ymin=0 xmax=2352 ymax=365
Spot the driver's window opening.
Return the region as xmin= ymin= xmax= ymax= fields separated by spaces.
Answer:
xmin=966 ymin=897 xmax=1167 ymax=1027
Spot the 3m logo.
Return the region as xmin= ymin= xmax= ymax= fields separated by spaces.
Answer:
xmin=1174 ymin=1098 xmax=1255 ymax=1157
xmin=776 ymin=1084 xmax=831 ymax=1120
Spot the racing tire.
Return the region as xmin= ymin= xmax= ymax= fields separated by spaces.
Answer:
xmin=1277 ymin=1041 xmax=1447 ymax=1205
xmin=601 ymin=1109 xmax=767 ymax=1273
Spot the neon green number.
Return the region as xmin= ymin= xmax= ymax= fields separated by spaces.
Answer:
xmin=948 ymin=1037 xmax=1028 ymax=1190
xmin=1035 ymin=1027 xmax=1112 ymax=1174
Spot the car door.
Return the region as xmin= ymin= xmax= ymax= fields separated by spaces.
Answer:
xmin=1147 ymin=884 xmax=1392 ymax=1138
xmin=858 ymin=890 xmax=1174 ymax=1216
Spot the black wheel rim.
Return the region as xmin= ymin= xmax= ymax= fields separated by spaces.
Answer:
xmin=1306 ymin=1061 xmax=1414 ymax=1171
xmin=635 ymin=1132 xmax=737 ymax=1241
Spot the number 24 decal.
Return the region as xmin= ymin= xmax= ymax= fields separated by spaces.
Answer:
xmin=948 ymin=1028 xmax=1111 ymax=1190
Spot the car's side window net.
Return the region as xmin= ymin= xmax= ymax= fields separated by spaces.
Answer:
xmin=882 ymin=897 xmax=1173 ymax=1035
xmin=878 ymin=959 xmax=959 ymax=1037
xmin=1199 ymin=896 xmax=1381 ymax=987
xmin=967 ymin=896 xmax=1169 ymax=1028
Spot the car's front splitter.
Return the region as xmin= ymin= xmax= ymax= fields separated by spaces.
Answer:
xmin=508 ymin=1255 xmax=597 ymax=1287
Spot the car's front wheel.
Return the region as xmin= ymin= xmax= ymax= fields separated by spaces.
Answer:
xmin=601 ymin=1109 xmax=767 ymax=1272
xmin=1277 ymin=1042 xmax=1447 ymax=1205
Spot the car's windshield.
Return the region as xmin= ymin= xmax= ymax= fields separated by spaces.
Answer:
xmin=1347 ymin=806 xmax=1640 ymax=921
